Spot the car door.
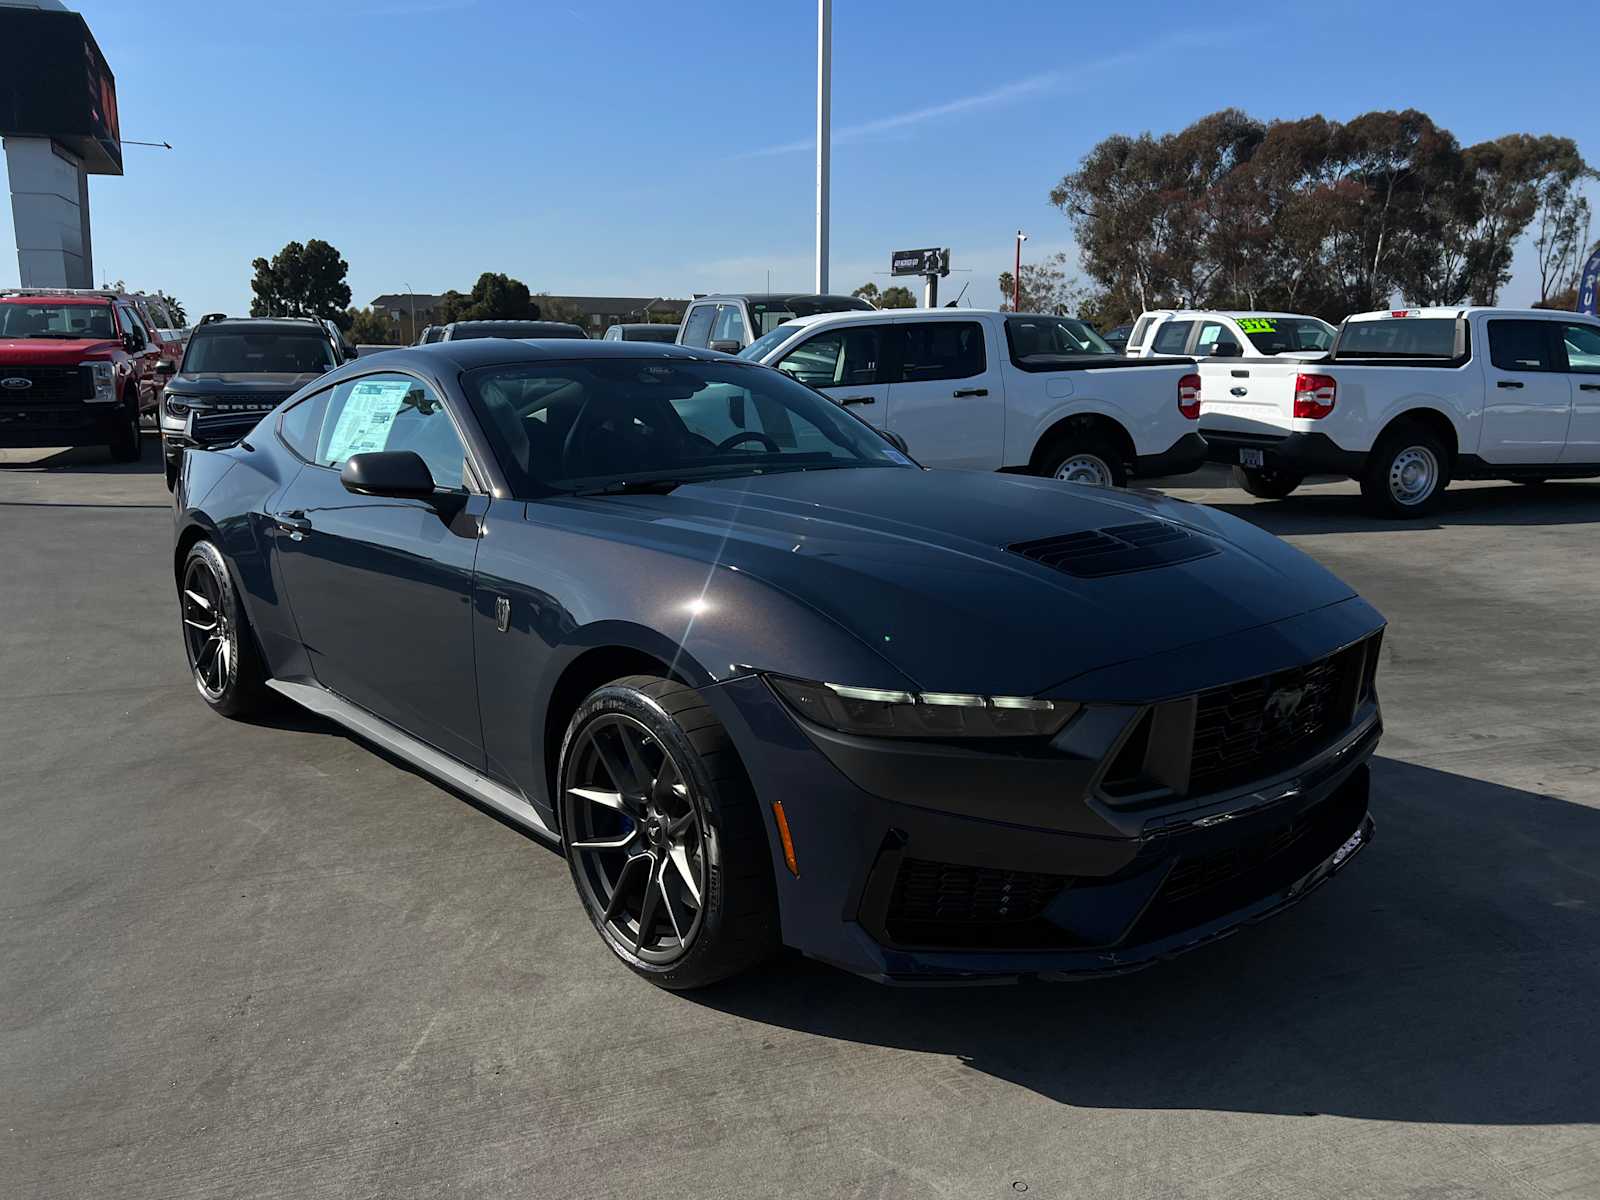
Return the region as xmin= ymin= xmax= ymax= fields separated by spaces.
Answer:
xmin=771 ymin=322 xmax=889 ymax=425
xmin=1147 ymin=319 xmax=1194 ymax=358
xmin=116 ymin=303 xmax=162 ymax=414
xmin=678 ymin=302 xmax=715 ymax=348
xmin=1556 ymin=320 xmax=1600 ymax=464
xmin=709 ymin=303 xmax=750 ymax=352
xmin=882 ymin=318 xmax=1003 ymax=469
xmin=268 ymin=370 xmax=488 ymax=766
xmin=1480 ymin=319 xmax=1571 ymax=464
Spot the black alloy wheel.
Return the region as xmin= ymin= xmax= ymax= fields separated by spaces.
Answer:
xmin=179 ymin=541 xmax=269 ymax=717
xmin=559 ymin=676 xmax=777 ymax=989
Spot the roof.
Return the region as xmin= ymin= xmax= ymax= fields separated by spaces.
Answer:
xmin=0 ymin=293 xmax=113 ymax=306
xmin=374 ymin=338 xmax=734 ymax=372
xmin=690 ymin=293 xmax=867 ymax=306
xmin=190 ymin=318 xmax=335 ymax=335
xmin=1346 ymin=307 xmax=1593 ymax=322
xmin=1151 ymin=309 xmax=1330 ymax=322
xmin=763 ymin=307 xmax=1023 ymax=333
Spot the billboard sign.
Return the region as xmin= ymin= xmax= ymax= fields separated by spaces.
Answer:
xmin=1578 ymin=245 xmax=1600 ymax=316
xmin=891 ymin=248 xmax=947 ymax=277
xmin=0 ymin=9 xmax=122 ymax=175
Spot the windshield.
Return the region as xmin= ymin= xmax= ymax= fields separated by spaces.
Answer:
xmin=181 ymin=330 xmax=336 ymax=373
xmin=1335 ymin=318 xmax=1457 ymax=359
xmin=1237 ymin=316 xmax=1335 ymax=354
xmin=462 ymin=357 xmax=909 ymax=497
xmin=748 ymin=297 xmax=873 ymax=338
xmin=0 ymin=302 xmax=116 ymax=340
xmin=738 ymin=324 xmax=801 ymax=360
xmin=1005 ymin=315 xmax=1114 ymax=358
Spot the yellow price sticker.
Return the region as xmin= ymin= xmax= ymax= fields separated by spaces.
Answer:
xmin=1237 ymin=318 xmax=1278 ymax=333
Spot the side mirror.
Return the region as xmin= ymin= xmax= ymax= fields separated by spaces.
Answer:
xmin=881 ymin=429 xmax=910 ymax=454
xmin=340 ymin=450 xmax=436 ymax=499
xmin=344 ymin=346 xmax=359 ymax=360
xmin=155 ymin=360 xmax=176 ymax=376
xmin=1208 ymin=341 xmax=1243 ymax=358
xmin=707 ymin=339 xmax=742 ymax=355
xmin=123 ymin=332 xmax=141 ymax=354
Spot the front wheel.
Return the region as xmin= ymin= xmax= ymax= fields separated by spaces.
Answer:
xmin=1360 ymin=423 xmax=1451 ymax=517
xmin=108 ymin=394 xmax=141 ymax=463
xmin=1231 ymin=465 xmax=1304 ymax=499
xmin=559 ymin=675 xmax=778 ymax=990
xmin=180 ymin=540 xmax=272 ymax=717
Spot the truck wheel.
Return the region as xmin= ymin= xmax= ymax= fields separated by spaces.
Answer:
xmin=1360 ymin=422 xmax=1451 ymax=517
xmin=1231 ymin=466 xmax=1304 ymax=499
xmin=108 ymin=393 xmax=142 ymax=463
xmin=1037 ymin=432 xmax=1127 ymax=488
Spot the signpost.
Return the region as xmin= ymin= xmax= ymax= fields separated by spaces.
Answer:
xmin=1578 ymin=245 xmax=1600 ymax=316
xmin=891 ymin=248 xmax=950 ymax=307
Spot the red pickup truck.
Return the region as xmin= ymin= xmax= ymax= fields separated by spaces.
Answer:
xmin=0 ymin=291 xmax=166 ymax=461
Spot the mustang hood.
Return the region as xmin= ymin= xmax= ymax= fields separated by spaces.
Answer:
xmin=539 ymin=468 xmax=1366 ymax=697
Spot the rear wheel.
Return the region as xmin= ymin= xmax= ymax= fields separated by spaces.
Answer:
xmin=1360 ymin=422 xmax=1451 ymax=517
xmin=559 ymin=675 xmax=778 ymax=990
xmin=108 ymin=392 xmax=141 ymax=462
xmin=180 ymin=540 xmax=271 ymax=717
xmin=1036 ymin=431 xmax=1127 ymax=488
xmin=1231 ymin=465 xmax=1304 ymax=499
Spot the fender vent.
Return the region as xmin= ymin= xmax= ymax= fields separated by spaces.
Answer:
xmin=1008 ymin=520 xmax=1216 ymax=578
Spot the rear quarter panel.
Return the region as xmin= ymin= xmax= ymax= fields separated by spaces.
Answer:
xmin=1003 ymin=359 xmax=1192 ymax=463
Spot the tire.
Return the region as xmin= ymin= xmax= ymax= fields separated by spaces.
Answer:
xmin=1231 ymin=465 xmax=1304 ymax=499
xmin=179 ymin=540 xmax=272 ymax=717
xmin=108 ymin=392 xmax=141 ymax=463
xmin=1036 ymin=430 xmax=1128 ymax=488
xmin=1360 ymin=421 xmax=1451 ymax=517
xmin=559 ymin=675 xmax=778 ymax=990
xmin=164 ymin=457 xmax=178 ymax=491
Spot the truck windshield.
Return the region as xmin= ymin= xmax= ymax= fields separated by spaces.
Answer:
xmin=1238 ymin=317 xmax=1335 ymax=354
xmin=0 ymin=302 xmax=116 ymax=340
xmin=748 ymin=297 xmax=874 ymax=337
xmin=182 ymin=331 xmax=336 ymax=374
xmin=1335 ymin=319 xmax=1457 ymax=359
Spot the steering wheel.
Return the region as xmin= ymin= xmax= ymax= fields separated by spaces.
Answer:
xmin=714 ymin=431 xmax=780 ymax=453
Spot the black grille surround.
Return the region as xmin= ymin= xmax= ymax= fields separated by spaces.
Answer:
xmin=1007 ymin=520 xmax=1218 ymax=578
xmin=1187 ymin=643 xmax=1366 ymax=798
xmin=0 ymin=365 xmax=92 ymax=405
xmin=884 ymin=858 xmax=1074 ymax=949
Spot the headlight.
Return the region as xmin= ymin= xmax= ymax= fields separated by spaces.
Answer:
xmin=768 ymin=675 xmax=1078 ymax=739
xmin=164 ymin=395 xmax=194 ymax=418
xmin=80 ymin=360 xmax=116 ymax=403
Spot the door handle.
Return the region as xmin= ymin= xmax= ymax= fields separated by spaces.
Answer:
xmin=1230 ymin=387 xmax=1248 ymax=397
xmin=1230 ymin=369 xmax=1250 ymax=378
xmin=1580 ymin=383 xmax=1600 ymax=392
xmin=953 ymin=387 xmax=989 ymax=398
xmin=272 ymin=509 xmax=312 ymax=540
xmin=838 ymin=395 xmax=875 ymax=406
xmin=1497 ymin=380 xmax=1524 ymax=389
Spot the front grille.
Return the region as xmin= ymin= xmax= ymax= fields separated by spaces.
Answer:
xmin=1008 ymin=520 xmax=1216 ymax=578
xmin=190 ymin=408 xmax=270 ymax=442
xmin=0 ymin=365 xmax=92 ymax=405
xmin=1161 ymin=809 xmax=1321 ymax=904
xmin=1187 ymin=645 xmax=1364 ymax=796
xmin=884 ymin=857 xmax=1070 ymax=946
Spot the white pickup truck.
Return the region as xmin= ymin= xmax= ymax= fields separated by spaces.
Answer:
xmin=1198 ymin=307 xmax=1600 ymax=515
xmin=1126 ymin=309 xmax=1336 ymax=359
xmin=738 ymin=308 xmax=1206 ymax=487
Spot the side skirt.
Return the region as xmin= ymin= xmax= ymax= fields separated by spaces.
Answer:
xmin=266 ymin=679 xmax=560 ymax=845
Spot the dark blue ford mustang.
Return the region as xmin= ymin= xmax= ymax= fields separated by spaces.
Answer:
xmin=172 ymin=338 xmax=1383 ymax=988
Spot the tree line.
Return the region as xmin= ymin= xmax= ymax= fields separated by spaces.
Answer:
xmin=1051 ymin=108 xmax=1596 ymax=324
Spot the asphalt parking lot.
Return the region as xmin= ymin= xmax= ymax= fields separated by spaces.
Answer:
xmin=4 ymin=441 xmax=1598 ymax=1200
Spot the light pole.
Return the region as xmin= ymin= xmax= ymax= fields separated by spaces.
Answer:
xmin=815 ymin=0 xmax=831 ymax=294
xmin=403 ymin=281 xmax=416 ymax=344
xmin=1013 ymin=231 xmax=1027 ymax=312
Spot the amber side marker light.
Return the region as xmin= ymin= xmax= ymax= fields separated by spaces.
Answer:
xmin=771 ymin=801 xmax=799 ymax=876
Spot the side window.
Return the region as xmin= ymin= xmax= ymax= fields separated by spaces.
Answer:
xmin=1196 ymin=322 xmax=1242 ymax=354
xmin=1488 ymin=320 xmax=1555 ymax=372
xmin=316 ymin=373 xmax=468 ymax=489
xmin=711 ymin=303 xmax=749 ymax=346
xmin=279 ymin=388 xmax=334 ymax=461
xmin=776 ymin=326 xmax=882 ymax=388
xmin=1560 ymin=323 xmax=1600 ymax=374
xmin=894 ymin=321 xmax=986 ymax=383
xmin=680 ymin=304 xmax=715 ymax=348
xmin=118 ymin=304 xmax=148 ymax=346
xmin=1128 ymin=316 xmax=1154 ymax=350
xmin=1150 ymin=320 xmax=1194 ymax=355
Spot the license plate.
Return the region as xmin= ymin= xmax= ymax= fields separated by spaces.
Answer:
xmin=1239 ymin=448 xmax=1264 ymax=468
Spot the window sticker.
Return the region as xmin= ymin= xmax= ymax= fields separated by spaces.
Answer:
xmin=1237 ymin=318 xmax=1278 ymax=334
xmin=324 ymin=379 xmax=414 ymax=462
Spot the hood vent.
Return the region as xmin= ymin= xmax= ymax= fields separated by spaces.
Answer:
xmin=1007 ymin=520 xmax=1216 ymax=578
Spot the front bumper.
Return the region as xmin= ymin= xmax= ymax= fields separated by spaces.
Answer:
xmin=1132 ymin=431 xmax=1208 ymax=479
xmin=1200 ymin=428 xmax=1365 ymax=477
xmin=707 ymin=651 xmax=1381 ymax=984
xmin=0 ymin=404 xmax=123 ymax=448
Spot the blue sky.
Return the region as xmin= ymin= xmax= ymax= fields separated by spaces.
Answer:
xmin=4 ymin=0 xmax=1597 ymax=318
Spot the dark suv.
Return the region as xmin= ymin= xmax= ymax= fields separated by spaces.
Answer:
xmin=158 ymin=316 xmax=342 ymax=489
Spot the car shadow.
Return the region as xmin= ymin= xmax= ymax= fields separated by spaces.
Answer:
xmin=0 ymin=438 xmax=163 ymax=475
xmin=690 ymin=757 xmax=1599 ymax=1127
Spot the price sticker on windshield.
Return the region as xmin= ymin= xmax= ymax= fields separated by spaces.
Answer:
xmin=1237 ymin=318 xmax=1278 ymax=334
xmin=324 ymin=379 xmax=414 ymax=461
